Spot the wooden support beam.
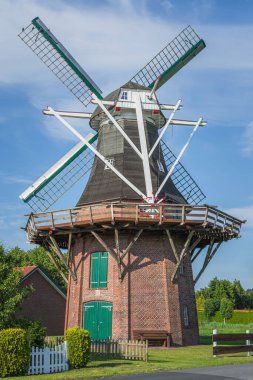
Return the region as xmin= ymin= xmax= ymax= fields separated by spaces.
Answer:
xmin=114 ymin=228 xmax=120 ymax=256
xmin=194 ymin=240 xmax=222 ymax=284
xmin=121 ymin=229 xmax=143 ymax=260
xmin=191 ymin=246 xmax=204 ymax=263
xmin=188 ymin=236 xmax=202 ymax=256
xmin=67 ymin=232 xmax=72 ymax=265
xmin=91 ymin=231 xmax=118 ymax=261
xmin=91 ymin=230 xmax=122 ymax=280
xmin=49 ymin=235 xmax=77 ymax=282
xmin=43 ymin=242 xmax=68 ymax=284
xmin=171 ymin=230 xmax=194 ymax=282
xmin=165 ymin=229 xmax=179 ymax=262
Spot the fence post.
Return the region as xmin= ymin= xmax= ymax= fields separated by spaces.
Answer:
xmin=44 ymin=346 xmax=50 ymax=374
xmin=213 ymin=329 xmax=217 ymax=358
xmin=64 ymin=341 xmax=69 ymax=370
xmin=246 ymin=330 xmax=251 ymax=357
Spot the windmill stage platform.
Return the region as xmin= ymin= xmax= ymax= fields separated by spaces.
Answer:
xmin=26 ymin=202 xmax=243 ymax=247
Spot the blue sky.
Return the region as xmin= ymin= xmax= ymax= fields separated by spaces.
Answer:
xmin=0 ymin=0 xmax=253 ymax=290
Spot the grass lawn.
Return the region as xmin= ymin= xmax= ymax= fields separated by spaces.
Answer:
xmin=6 ymin=345 xmax=253 ymax=380
xmin=5 ymin=322 xmax=253 ymax=379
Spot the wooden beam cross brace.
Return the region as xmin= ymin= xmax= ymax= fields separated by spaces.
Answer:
xmin=194 ymin=240 xmax=222 ymax=285
xmin=43 ymin=241 xmax=68 ymax=285
xmin=49 ymin=235 xmax=77 ymax=282
xmin=91 ymin=229 xmax=144 ymax=280
xmin=171 ymin=230 xmax=195 ymax=282
xmin=121 ymin=229 xmax=143 ymax=260
xmin=91 ymin=230 xmax=122 ymax=280
xmin=191 ymin=246 xmax=204 ymax=263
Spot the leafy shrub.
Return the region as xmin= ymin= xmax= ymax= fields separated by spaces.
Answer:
xmin=65 ymin=327 xmax=90 ymax=368
xmin=15 ymin=318 xmax=47 ymax=347
xmin=0 ymin=328 xmax=30 ymax=377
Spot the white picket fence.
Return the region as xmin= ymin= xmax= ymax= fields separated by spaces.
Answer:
xmin=28 ymin=342 xmax=68 ymax=375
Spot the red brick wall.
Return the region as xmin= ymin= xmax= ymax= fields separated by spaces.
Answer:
xmin=16 ymin=271 xmax=66 ymax=336
xmin=66 ymin=230 xmax=199 ymax=346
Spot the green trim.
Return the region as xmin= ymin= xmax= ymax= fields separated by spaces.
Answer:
xmin=23 ymin=133 xmax=98 ymax=203
xmin=148 ymin=39 xmax=206 ymax=89
xmin=31 ymin=17 xmax=103 ymax=100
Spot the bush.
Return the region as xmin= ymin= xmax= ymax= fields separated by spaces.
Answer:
xmin=15 ymin=318 xmax=47 ymax=347
xmin=0 ymin=328 xmax=30 ymax=377
xmin=65 ymin=327 xmax=90 ymax=368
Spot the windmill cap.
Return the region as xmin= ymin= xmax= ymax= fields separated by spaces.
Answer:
xmin=90 ymin=81 xmax=166 ymax=130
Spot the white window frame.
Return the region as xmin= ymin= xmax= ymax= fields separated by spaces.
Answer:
xmin=104 ymin=158 xmax=114 ymax=170
xmin=121 ymin=91 xmax=128 ymax=100
xmin=183 ymin=306 xmax=189 ymax=327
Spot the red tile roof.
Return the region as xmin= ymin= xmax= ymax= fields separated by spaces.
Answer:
xmin=18 ymin=265 xmax=37 ymax=277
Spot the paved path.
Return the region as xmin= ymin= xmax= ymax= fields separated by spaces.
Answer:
xmin=93 ymin=364 xmax=253 ymax=379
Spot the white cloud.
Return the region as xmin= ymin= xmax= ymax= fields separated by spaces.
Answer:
xmin=1 ymin=0 xmax=253 ymax=144
xmin=240 ymin=122 xmax=253 ymax=156
xmin=225 ymin=205 xmax=252 ymax=228
xmin=0 ymin=174 xmax=32 ymax=185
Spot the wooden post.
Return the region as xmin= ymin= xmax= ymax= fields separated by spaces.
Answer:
xmin=213 ymin=329 xmax=217 ymax=358
xmin=246 ymin=330 xmax=251 ymax=357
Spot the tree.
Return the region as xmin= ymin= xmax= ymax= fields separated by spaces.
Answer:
xmin=220 ymin=298 xmax=233 ymax=324
xmin=204 ymin=298 xmax=218 ymax=321
xmin=0 ymin=245 xmax=31 ymax=329
xmin=232 ymin=280 xmax=246 ymax=309
xmin=7 ymin=245 xmax=67 ymax=290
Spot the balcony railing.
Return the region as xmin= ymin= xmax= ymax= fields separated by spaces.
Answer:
xmin=25 ymin=203 xmax=244 ymax=243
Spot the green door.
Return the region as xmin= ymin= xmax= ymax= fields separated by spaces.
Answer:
xmin=84 ymin=301 xmax=112 ymax=340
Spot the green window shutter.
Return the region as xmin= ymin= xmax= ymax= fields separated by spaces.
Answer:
xmin=99 ymin=252 xmax=108 ymax=288
xmin=90 ymin=252 xmax=100 ymax=288
xmin=90 ymin=252 xmax=108 ymax=288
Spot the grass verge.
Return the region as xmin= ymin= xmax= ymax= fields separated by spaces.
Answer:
xmin=5 ymin=345 xmax=253 ymax=380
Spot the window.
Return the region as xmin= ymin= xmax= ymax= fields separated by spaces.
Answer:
xmin=157 ymin=160 xmax=165 ymax=173
xmin=121 ymin=91 xmax=128 ymax=100
xmin=183 ymin=306 xmax=189 ymax=327
xmin=104 ymin=158 xmax=114 ymax=170
xmin=90 ymin=252 xmax=108 ymax=288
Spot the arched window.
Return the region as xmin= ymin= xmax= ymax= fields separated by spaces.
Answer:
xmin=90 ymin=252 xmax=108 ymax=288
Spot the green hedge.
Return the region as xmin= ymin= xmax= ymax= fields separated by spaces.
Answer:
xmin=0 ymin=328 xmax=30 ymax=377
xmin=65 ymin=327 xmax=90 ymax=368
xmin=198 ymin=310 xmax=253 ymax=324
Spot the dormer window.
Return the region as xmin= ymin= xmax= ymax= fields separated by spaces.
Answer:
xmin=121 ymin=91 xmax=128 ymax=100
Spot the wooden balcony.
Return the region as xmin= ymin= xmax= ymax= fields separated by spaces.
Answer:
xmin=25 ymin=203 xmax=244 ymax=247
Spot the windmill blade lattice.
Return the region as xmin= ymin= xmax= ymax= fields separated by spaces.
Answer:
xmin=20 ymin=134 xmax=98 ymax=212
xmin=161 ymin=139 xmax=205 ymax=204
xmin=131 ymin=25 xmax=205 ymax=90
xmin=18 ymin=17 xmax=103 ymax=107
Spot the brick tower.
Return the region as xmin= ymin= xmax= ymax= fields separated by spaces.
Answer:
xmin=19 ymin=18 xmax=244 ymax=346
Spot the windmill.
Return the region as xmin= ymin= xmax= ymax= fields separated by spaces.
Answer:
xmin=19 ymin=17 xmax=243 ymax=345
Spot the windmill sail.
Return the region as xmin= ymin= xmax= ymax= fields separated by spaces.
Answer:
xmin=161 ymin=139 xmax=205 ymax=204
xmin=130 ymin=25 xmax=205 ymax=90
xmin=18 ymin=17 xmax=103 ymax=107
xmin=20 ymin=133 xmax=98 ymax=212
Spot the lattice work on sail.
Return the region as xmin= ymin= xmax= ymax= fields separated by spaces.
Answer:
xmin=18 ymin=17 xmax=103 ymax=107
xmin=161 ymin=140 xmax=205 ymax=204
xmin=20 ymin=134 xmax=98 ymax=212
xmin=130 ymin=25 xmax=205 ymax=90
